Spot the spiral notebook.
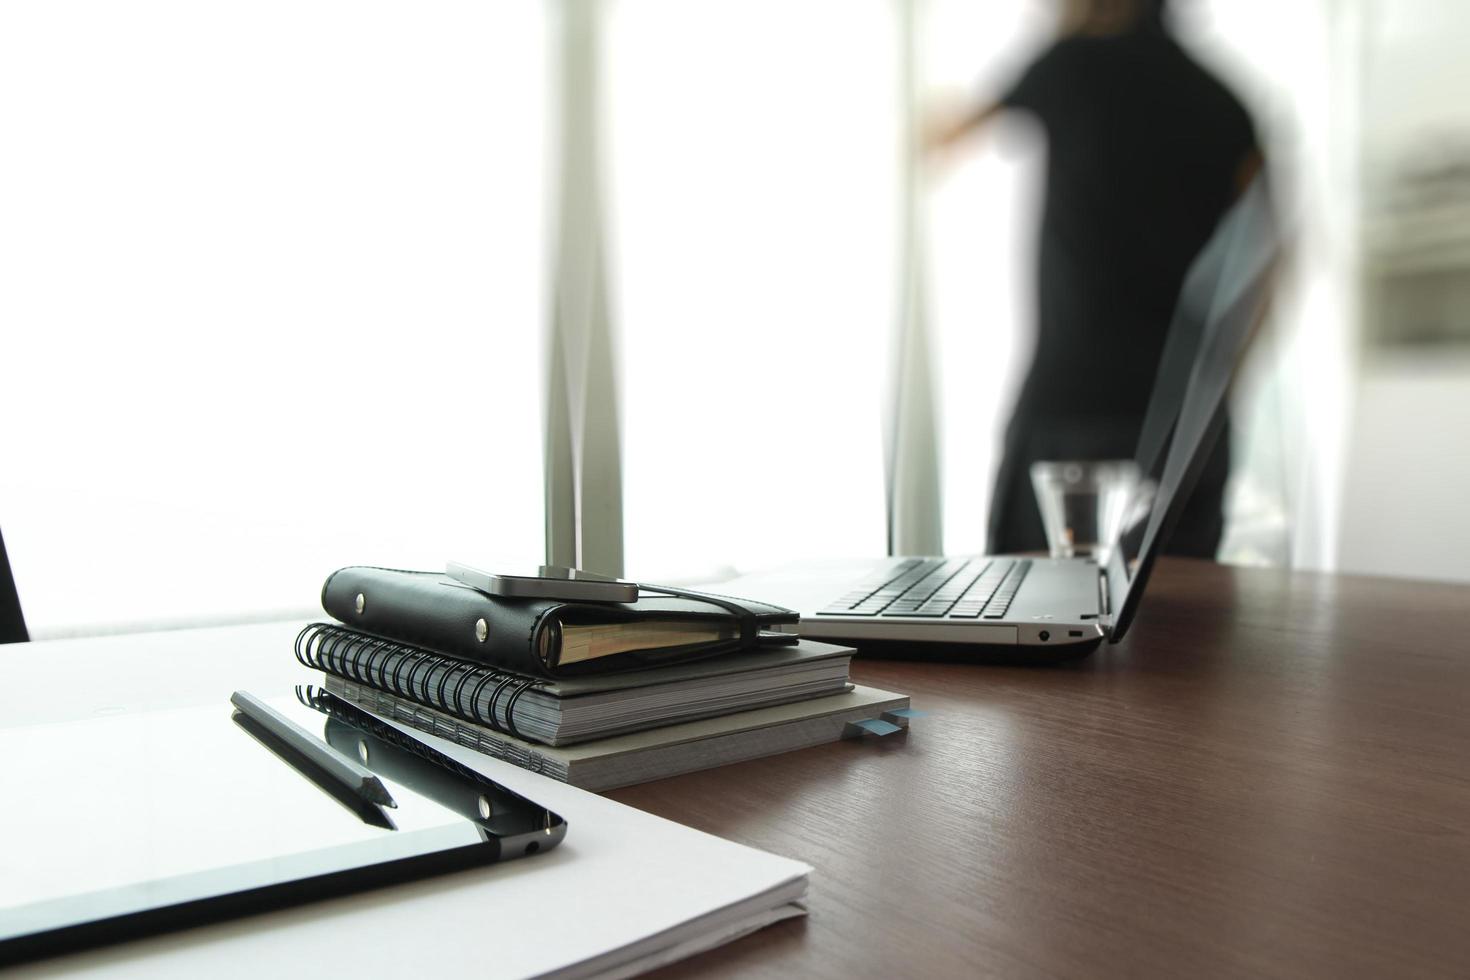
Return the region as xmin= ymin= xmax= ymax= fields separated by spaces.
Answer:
xmin=326 ymin=678 xmax=911 ymax=792
xmin=297 ymin=623 xmax=855 ymax=746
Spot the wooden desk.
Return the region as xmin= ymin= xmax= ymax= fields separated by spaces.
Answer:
xmin=9 ymin=559 xmax=1467 ymax=977
xmin=609 ymin=558 xmax=1470 ymax=978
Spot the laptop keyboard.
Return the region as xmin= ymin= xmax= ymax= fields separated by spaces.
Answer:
xmin=816 ymin=558 xmax=1032 ymax=620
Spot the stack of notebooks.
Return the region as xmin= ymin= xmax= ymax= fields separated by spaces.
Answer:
xmin=297 ymin=566 xmax=911 ymax=791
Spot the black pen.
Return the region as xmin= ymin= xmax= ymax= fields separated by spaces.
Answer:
xmin=230 ymin=690 xmax=397 ymax=809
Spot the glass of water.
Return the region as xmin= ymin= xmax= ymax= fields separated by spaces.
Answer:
xmin=1029 ymin=460 xmax=1141 ymax=564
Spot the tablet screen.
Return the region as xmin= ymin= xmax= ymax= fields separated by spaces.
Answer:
xmin=0 ymin=689 xmax=565 ymax=963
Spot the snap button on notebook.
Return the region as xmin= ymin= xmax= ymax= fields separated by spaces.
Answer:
xmin=355 ymin=593 xmax=366 ymax=614
xmin=476 ymin=618 xmax=488 ymax=642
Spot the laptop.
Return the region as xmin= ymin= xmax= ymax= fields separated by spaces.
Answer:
xmin=721 ymin=179 xmax=1278 ymax=660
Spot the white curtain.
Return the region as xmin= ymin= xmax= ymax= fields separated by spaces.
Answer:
xmin=606 ymin=0 xmax=896 ymax=581
xmin=0 ymin=1 xmax=548 ymax=636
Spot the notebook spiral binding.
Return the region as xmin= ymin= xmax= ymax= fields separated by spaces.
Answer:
xmin=295 ymin=623 xmax=545 ymax=742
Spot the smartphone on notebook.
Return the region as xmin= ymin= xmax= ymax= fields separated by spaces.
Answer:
xmin=446 ymin=561 xmax=639 ymax=603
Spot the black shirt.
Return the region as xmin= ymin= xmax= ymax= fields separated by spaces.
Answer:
xmin=1001 ymin=29 xmax=1257 ymax=419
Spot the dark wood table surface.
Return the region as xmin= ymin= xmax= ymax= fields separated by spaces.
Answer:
xmin=609 ymin=558 xmax=1470 ymax=979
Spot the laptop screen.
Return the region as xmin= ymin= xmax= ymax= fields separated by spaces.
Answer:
xmin=1106 ymin=178 xmax=1280 ymax=642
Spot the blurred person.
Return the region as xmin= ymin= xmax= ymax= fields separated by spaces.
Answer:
xmin=931 ymin=0 xmax=1262 ymax=557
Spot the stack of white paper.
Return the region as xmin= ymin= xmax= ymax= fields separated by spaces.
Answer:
xmin=14 ymin=719 xmax=810 ymax=980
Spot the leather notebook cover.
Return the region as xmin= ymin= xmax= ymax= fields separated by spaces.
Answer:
xmin=320 ymin=566 xmax=798 ymax=678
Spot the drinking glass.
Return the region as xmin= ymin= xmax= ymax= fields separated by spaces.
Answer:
xmin=1029 ymin=460 xmax=1141 ymax=564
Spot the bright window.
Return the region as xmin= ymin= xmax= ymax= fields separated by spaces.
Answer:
xmin=0 ymin=2 xmax=547 ymax=636
xmin=608 ymin=0 xmax=896 ymax=580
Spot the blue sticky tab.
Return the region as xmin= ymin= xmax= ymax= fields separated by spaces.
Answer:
xmin=844 ymin=717 xmax=902 ymax=738
xmin=882 ymin=708 xmax=926 ymax=722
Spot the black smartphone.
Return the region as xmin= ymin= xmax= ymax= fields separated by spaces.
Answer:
xmin=446 ymin=561 xmax=638 ymax=603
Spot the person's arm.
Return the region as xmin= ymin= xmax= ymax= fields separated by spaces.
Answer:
xmin=1234 ymin=147 xmax=1264 ymax=197
xmin=923 ymin=101 xmax=1004 ymax=156
xmin=923 ymin=38 xmax=1071 ymax=160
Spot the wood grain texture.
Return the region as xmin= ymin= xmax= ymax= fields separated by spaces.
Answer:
xmin=608 ymin=559 xmax=1470 ymax=979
